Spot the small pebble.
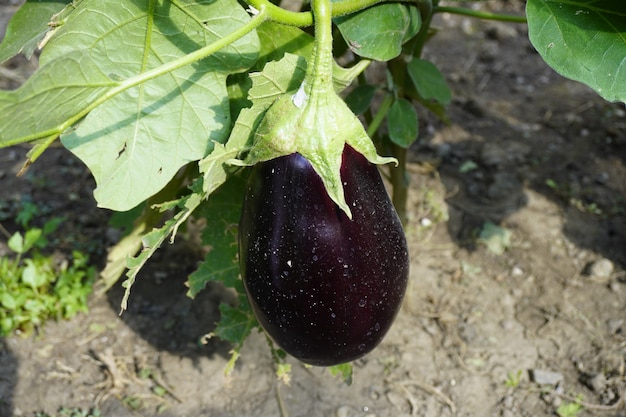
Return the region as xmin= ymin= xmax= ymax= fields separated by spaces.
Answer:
xmin=336 ymin=406 xmax=353 ymax=417
xmin=511 ymin=266 xmax=524 ymax=277
xmin=585 ymin=258 xmax=614 ymax=280
xmin=529 ymin=369 xmax=563 ymax=385
xmin=420 ymin=217 xmax=432 ymax=227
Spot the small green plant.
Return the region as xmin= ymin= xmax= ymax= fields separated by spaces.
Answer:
xmin=556 ymin=400 xmax=583 ymax=417
xmin=0 ymin=211 xmax=95 ymax=336
xmin=504 ymin=369 xmax=523 ymax=388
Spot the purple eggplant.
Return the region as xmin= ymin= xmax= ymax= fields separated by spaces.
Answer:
xmin=238 ymin=145 xmax=409 ymax=366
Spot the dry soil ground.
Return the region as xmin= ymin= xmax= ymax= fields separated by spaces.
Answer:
xmin=1 ymin=1 xmax=625 ymax=417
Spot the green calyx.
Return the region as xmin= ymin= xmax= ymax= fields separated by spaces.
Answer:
xmin=243 ymin=0 xmax=396 ymax=219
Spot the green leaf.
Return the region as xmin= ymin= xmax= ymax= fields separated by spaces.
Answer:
xmin=0 ymin=293 xmax=18 ymax=310
xmin=526 ymin=0 xmax=626 ymax=103
xmin=186 ymin=176 xmax=246 ymax=298
xmin=199 ymin=53 xmax=307 ymax=194
xmin=255 ymin=21 xmax=314 ymax=70
xmin=42 ymin=216 xmax=64 ymax=236
xmin=22 ymin=228 xmax=43 ymax=253
xmin=344 ymin=84 xmax=378 ymax=115
xmin=7 ymin=232 xmax=24 ymax=254
xmin=213 ymin=303 xmax=256 ymax=345
xmin=0 ymin=0 xmax=72 ymax=63
xmin=478 ymin=222 xmax=512 ymax=255
xmin=328 ymin=363 xmax=353 ymax=385
xmin=33 ymin=0 xmax=260 ymax=211
xmin=121 ymin=185 xmax=205 ymax=312
xmin=334 ymin=3 xmax=421 ymax=61
xmin=387 ymin=98 xmax=418 ymax=147
xmin=21 ymin=259 xmax=48 ymax=288
xmin=15 ymin=201 xmax=38 ymax=228
xmin=0 ymin=51 xmax=118 ymax=148
xmin=407 ymin=58 xmax=452 ymax=105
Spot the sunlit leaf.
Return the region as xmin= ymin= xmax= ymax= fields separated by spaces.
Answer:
xmin=200 ymin=53 xmax=307 ymax=194
xmin=255 ymin=21 xmax=314 ymax=70
xmin=31 ymin=0 xmax=260 ymax=211
xmin=0 ymin=0 xmax=72 ymax=63
xmin=526 ymin=0 xmax=626 ymax=103
xmin=334 ymin=3 xmax=421 ymax=61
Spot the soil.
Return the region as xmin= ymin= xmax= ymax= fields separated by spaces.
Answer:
xmin=1 ymin=1 xmax=625 ymax=417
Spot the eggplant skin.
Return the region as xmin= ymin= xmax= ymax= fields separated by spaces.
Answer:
xmin=238 ymin=145 xmax=409 ymax=366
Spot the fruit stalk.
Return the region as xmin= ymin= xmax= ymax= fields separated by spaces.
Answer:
xmin=304 ymin=0 xmax=333 ymax=98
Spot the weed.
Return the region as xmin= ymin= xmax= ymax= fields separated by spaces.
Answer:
xmin=505 ymin=370 xmax=523 ymax=388
xmin=0 ymin=206 xmax=95 ymax=336
xmin=556 ymin=400 xmax=583 ymax=417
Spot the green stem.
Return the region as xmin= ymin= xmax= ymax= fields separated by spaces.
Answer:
xmin=413 ymin=0 xmax=434 ymax=58
xmin=390 ymin=144 xmax=408 ymax=226
xmin=434 ymin=6 xmax=527 ymax=23
xmin=246 ymin=0 xmax=386 ymax=27
xmin=366 ymin=94 xmax=393 ymax=138
xmin=305 ymin=0 xmax=333 ymax=96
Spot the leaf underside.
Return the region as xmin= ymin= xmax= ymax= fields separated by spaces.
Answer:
xmin=0 ymin=0 xmax=260 ymax=211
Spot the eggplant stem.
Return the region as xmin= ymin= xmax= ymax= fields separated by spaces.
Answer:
xmin=305 ymin=0 xmax=334 ymax=98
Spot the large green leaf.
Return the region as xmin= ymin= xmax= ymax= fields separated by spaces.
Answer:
xmin=35 ymin=0 xmax=259 ymax=211
xmin=526 ymin=0 xmax=626 ymax=103
xmin=0 ymin=0 xmax=72 ymax=63
xmin=333 ymin=3 xmax=421 ymax=61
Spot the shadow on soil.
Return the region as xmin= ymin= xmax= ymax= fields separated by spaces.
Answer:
xmin=414 ymin=93 xmax=626 ymax=271
xmin=105 ymin=240 xmax=236 ymax=360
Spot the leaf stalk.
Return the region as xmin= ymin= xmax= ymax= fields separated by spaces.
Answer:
xmin=434 ymin=6 xmax=527 ymax=23
xmin=246 ymin=0 xmax=387 ymax=27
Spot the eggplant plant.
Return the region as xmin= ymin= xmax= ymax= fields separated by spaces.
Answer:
xmin=0 ymin=0 xmax=624 ymax=375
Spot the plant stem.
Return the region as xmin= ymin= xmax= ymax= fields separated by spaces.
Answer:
xmin=366 ymin=94 xmax=393 ymax=138
xmin=246 ymin=0 xmax=386 ymax=27
xmin=387 ymin=57 xmax=410 ymax=224
xmin=434 ymin=6 xmax=526 ymax=23
xmin=390 ymin=144 xmax=409 ymax=225
xmin=413 ymin=0 xmax=434 ymax=58
xmin=305 ymin=0 xmax=333 ymax=96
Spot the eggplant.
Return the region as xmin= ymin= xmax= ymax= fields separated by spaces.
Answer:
xmin=238 ymin=145 xmax=409 ymax=366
